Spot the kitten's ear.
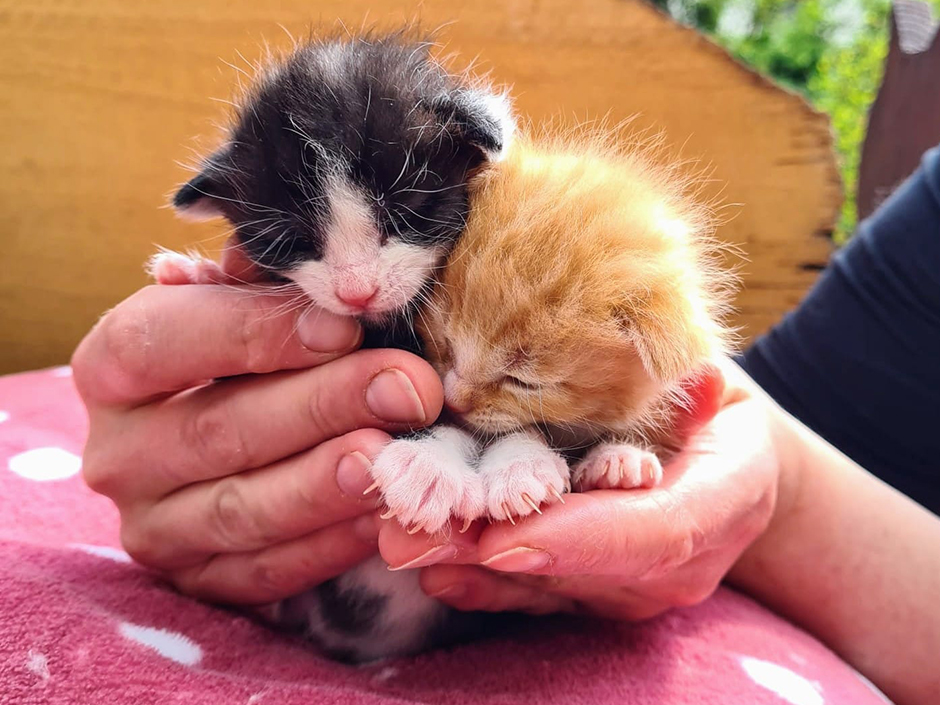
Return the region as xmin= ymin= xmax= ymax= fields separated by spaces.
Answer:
xmin=434 ymin=88 xmax=515 ymax=160
xmin=172 ymin=148 xmax=232 ymax=221
xmin=615 ymin=297 xmax=722 ymax=385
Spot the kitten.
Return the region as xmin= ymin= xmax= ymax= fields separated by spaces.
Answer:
xmin=369 ymin=127 xmax=734 ymax=535
xmin=156 ymin=29 xmax=513 ymax=350
xmin=155 ymin=31 xmax=515 ymax=662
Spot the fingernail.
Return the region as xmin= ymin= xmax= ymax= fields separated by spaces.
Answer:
xmin=482 ymin=547 xmax=551 ymax=573
xmin=352 ymin=513 xmax=381 ymax=544
xmin=297 ymin=309 xmax=362 ymax=353
xmin=336 ymin=452 xmax=374 ymax=498
xmin=427 ymin=583 xmax=467 ymax=600
xmin=366 ymin=369 xmax=427 ymax=424
xmin=388 ymin=544 xmax=458 ymax=572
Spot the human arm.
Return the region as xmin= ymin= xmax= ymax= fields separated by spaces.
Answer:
xmin=728 ymin=400 xmax=940 ymax=705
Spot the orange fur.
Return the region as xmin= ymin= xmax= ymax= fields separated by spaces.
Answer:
xmin=419 ymin=128 xmax=735 ymax=445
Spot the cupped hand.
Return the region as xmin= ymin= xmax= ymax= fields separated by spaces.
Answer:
xmin=72 ymin=247 xmax=443 ymax=605
xmin=378 ymin=361 xmax=782 ymax=620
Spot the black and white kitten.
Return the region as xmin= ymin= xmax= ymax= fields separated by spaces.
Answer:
xmin=161 ymin=31 xmax=514 ymax=662
xmin=170 ymin=30 xmax=512 ymax=352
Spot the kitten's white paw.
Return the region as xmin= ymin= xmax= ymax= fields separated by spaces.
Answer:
xmin=370 ymin=428 xmax=484 ymax=535
xmin=147 ymin=250 xmax=224 ymax=285
xmin=479 ymin=433 xmax=569 ymax=523
xmin=572 ymin=443 xmax=663 ymax=491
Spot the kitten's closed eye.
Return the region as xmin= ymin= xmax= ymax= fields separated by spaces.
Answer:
xmin=503 ymin=374 xmax=540 ymax=392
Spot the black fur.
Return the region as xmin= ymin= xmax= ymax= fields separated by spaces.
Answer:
xmin=316 ymin=578 xmax=388 ymax=637
xmin=176 ymin=32 xmax=505 ymax=273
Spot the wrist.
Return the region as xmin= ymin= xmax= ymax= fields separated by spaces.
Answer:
xmin=726 ymin=403 xmax=806 ymax=586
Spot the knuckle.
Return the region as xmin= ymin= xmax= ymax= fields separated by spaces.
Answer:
xmin=182 ymin=400 xmax=249 ymax=473
xmin=654 ymin=531 xmax=699 ymax=576
xmin=248 ymin=557 xmax=299 ymax=599
xmin=661 ymin=577 xmax=722 ymax=608
xmin=169 ymin=563 xmax=216 ymax=602
xmin=236 ymin=304 xmax=280 ymax=375
xmin=638 ymin=496 xmax=708 ymax=579
xmin=209 ymin=479 xmax=263 ymax=550
xmin=679 ymin=581 xmax=721 ymax=607
xmin=306 ymin=380 xmax=344 ymax=440
xmin=119 ymin=519 xmax=159 ymax=567
xmin=80 ymin=440 xmax=117 ymax=496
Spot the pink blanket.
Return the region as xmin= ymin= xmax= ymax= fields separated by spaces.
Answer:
xmin=0 ymin=366 xmax=891 ymax=705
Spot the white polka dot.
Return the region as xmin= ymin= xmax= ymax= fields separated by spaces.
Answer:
xmin=118 ymin=622 xmax=202 ymax=666
xmin=0 ymin=411 xmax=9 ymax=424
xmin=9 ymin=447 xmax=81 ymax=481
xmin=26 ymin=650 xmax=50 ymax=681
xmin=51 ymin=366 xmax=73 ymax=377
xmin=740 ymin=657 xmax=824 ymax=705
xmin=70 ymin=544 xmax=132 ymax=563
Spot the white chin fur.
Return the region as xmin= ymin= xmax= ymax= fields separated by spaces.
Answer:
xmin=288 ymin=240 xmax=444 ymax=318
xmin=287 ymin=176 xmax=447 ymax=318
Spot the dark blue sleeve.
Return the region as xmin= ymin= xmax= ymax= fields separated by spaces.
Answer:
xmin=739 ymin=145 xmax=940 ymax=513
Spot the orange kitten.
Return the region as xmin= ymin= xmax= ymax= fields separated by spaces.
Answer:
xmin=370 ymin=128 xmax=735 ymax=532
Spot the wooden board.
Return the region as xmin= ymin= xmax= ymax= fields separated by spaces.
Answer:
xmin=0 ymin=0 xmax=841 ymax=373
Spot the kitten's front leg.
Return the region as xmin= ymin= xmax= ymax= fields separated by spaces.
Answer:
xmin=572 ymin=442 xmax=663 ymax=491
xmin=478 ymin=430 xmax=570 ymax=523
xmin=370 ymin=426 xmax=485 ymax=535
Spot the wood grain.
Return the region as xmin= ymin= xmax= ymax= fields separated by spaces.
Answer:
xmin=0 ymin=0 xmax=841 ymax=373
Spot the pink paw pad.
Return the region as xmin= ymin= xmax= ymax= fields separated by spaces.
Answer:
xmin=370 ymin=435 xmax=485 ymax=535
xmin=147 ymin=251 xmax=225 ymax=285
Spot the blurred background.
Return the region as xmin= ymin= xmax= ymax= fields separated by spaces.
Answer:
xmin=653 ymin=0 xmax=940 ymax=238
xmin=0 ymin=0 xmax=937 ymax=374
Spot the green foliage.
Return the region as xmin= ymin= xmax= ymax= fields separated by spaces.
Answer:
xmin=657 ymin=0 xmax=939 ymax=240
xmin=809 ymin=1 xmax=891 ymax=241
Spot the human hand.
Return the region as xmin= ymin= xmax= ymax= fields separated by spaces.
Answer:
xmin=72 ymin=247 xmax=443 ymax=605
xmin=378 ymin=361 xmax=783 ymax=620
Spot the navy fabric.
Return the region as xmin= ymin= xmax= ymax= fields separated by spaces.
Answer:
xmin=740 ymin=146 xmax=940 ymax=513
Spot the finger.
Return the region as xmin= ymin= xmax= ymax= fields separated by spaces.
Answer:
xmin=171 ymin=513 xmax=381 ymax=604
xmin=419 ymin=564 xmax=574 ymax=615
xmin=221 ymin=239 xmax=269 ymax=284
xmin=475 ymin=398 xmax=777 ymax=579
xmin=667 ymin=361 xmax=726 ymax=448
xmin=123 ymin=429 xmax=389 ymax=569
xmin=536 ymin=546 xmax=739 ymax=621
xmin=377 ymin=518 xmax=485 ymax=571
xmin=72 ymin=284 xmax=362 ymax=407
xmin=87 ymin=348 xmax=443 ymax=498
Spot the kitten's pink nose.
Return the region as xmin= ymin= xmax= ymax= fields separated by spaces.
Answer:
xmin=335 ymin=287 xmax=378 ymax=309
